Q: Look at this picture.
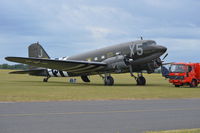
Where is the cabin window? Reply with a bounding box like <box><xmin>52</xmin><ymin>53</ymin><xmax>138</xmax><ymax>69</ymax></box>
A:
<box><xmin>94</xmin><ymin>57</ymin><xmax>98</xmax><ymax>61</ymax></box>
<box><xmin>115</xmin><ymin>52</ymin><xmax>121</xmax><ymax>55</ymax></box>
<box><xmin>101</xmin><ymin>55</ymin><xmax>105</xmax><ymax>59</ymax></box>
<box><xmin>87</xmin><ymin>58</ymin><xmax>91</xmax><ymax>62</ymax></box>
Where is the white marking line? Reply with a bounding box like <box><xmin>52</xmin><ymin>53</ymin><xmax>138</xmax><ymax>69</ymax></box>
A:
<box><xmin>0</xmin><ymin>108</ymin><xmax>200</xmax><ymax>117</ymax></box>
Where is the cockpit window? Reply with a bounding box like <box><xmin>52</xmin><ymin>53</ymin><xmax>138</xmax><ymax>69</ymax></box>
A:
<box><xmin>142</xmin><ymin>41</ymin><xmax>156</xmax><ymax>46</ymax></box>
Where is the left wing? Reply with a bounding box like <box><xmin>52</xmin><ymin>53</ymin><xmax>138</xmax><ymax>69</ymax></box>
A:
<box><xmin>5</xmin><ymin>57</ymin><xmax>107</xmax><ymax>73</ymax></box>
<box><xmin>9</xmin><ymin>69</ymin><xmax>46</xmax><ymax>74</ymax></box>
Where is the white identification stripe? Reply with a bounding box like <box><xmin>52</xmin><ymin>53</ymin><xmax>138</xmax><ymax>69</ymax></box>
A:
<box><xmin>56</xmin><ymin>71</ymin><xmax>62</xmax><ymax>77</ymax></box>
<box><xmin>63</xmin><ymin>71</ymin><xmax>69</xmax><ymax>77</ymax></box>
<box><xmin>47</xmin><ymin>69</ymin><xmax>54</xmax><ymax>76</ymax></box>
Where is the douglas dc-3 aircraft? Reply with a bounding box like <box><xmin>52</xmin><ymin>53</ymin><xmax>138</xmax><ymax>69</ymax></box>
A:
<box><xmin>5</xmin><ymin>40</ymin><xmax>167</xmax><ymax>86</ymax></box>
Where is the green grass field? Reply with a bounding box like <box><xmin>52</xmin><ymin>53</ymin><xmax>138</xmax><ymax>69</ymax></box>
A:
<box><xmin>0</xmin><ymin>69</ymin><xmax>199</xmax><ymax>102</ymax></box>
<box><xmin>146</xmin><ymin>128</ymin><xmax>200</xmax><ymax>133</ymax></box>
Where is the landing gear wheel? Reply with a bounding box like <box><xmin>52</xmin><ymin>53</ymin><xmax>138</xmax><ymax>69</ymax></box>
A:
<box><xmin>43</xmin><ymin>78</ymin><xmax>48</xmax><ymax>82</ymax></box>
<box><xmin>190</xmin><ymin>80</ymin><xmax>197</xmax><ymax>88</ymax></box>
<box><xmin>104</xmin><ymin>76</ymin><xmax>114</xmax><ymax>86</ymax></box>
<box><xmin>43</xmin><ymin>76</ymin><xmax>50</xmax><ymax>82</ymax></box>
<box><xmin>136</xmin><ymin>76</ymin><xmax>146</xmax><ymax>85</ymax></box>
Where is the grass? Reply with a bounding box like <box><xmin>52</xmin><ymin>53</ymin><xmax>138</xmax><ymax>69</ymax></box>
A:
<box><xmin>0</xmin><ymin>69</ymin><xmax>199</xmax><ymax>102</ymax></box>
<box><xmin>146</xmin><ymin>128</ymin><xmax>200</xmax><ymax>133</ymax></box>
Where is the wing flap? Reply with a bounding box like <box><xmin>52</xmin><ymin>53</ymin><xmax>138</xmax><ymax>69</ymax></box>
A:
<box><xmin>5</xmin><ymin>57</ymin><xmax>107</xmax><ymax>73</ymax></box>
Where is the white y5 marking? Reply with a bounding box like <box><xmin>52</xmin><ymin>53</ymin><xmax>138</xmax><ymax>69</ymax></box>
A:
<box><xmin>129</xmin><ymin>44</ymin><xmax>143</xmax><ymax>57</ymax></box>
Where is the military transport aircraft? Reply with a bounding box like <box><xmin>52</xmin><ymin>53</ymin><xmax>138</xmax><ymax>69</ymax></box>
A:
<box><xmin>5</xmin><ymin>40</ymin><xmax>167</xmax><ymax>86</ymax></box>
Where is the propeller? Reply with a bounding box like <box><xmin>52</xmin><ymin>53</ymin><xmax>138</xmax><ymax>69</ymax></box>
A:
<box><xmin>162</xmin><ymin>53</ymin><xmax>168</xmax><ymax>60</ymax></box>
<box><xmin>160</xmin><ymin>53</ymin><xmax>171</xmax><ymax>78</ymax></box>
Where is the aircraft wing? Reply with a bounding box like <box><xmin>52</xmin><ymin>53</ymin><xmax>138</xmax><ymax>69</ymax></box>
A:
<box><xmin>9</xmin><ymin>69</ymin><xmax>46</xmax><ymax>74</ymax></box>
<box><xmin>5</xmin><ymin>57</ymin><xmax>107</xmax><ymax>73</ymax></box>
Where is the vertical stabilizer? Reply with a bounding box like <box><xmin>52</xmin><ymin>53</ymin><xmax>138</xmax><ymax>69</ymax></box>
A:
<box><xmin>28</xmin><ymin>42</ymin><xmax>50</xmax><ymax>59</ymax></box>
<box><xmin>28</xmin><ymin>42</ymin><xmax>50</xmax><ymax>70</ymax></box>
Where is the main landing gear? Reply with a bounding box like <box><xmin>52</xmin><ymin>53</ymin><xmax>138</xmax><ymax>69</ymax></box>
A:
<box><xmin>100</xmin><ymin>74</ymin><xmax>114</xmax><ymax>86</ymax></box>
<box><xmin>136</xmin><ymin>74</ymin><xmax>146</xmax><ymax>85</ymax></box>
<box><xmin>129</xmin><ymin>66</ymin><xmax>146</xmax><ymax>86</ymax></box>
<box><xmin>100</xmin><ymin>71</ymin><xmax>146</xmax><ymax>86</ymax></box>
<box><xmin>43</xmin><ymin>76</ymin><xmax>50</xmax><ymax>82</ymax></box>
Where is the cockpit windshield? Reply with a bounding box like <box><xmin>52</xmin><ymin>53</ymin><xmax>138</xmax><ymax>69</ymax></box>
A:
<box><xmin>142</xmin><ymin>41</ymin><xmax>156</xmax><ymax>46</ymax></box>
<box><xmin>169</xmin><ymin>64</ymin><xmax>188</xmax><ymax>73</ymax></box>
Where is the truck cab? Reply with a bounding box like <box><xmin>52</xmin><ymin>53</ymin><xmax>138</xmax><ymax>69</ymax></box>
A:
<box><xmin>168</xmin><ymin>63</ymin><xmax>200</xmax><ymax>87</ymax></box>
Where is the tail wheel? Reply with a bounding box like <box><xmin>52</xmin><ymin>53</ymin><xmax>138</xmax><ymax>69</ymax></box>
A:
<box><xmin>190</xmin><ymin>80</ymin><xmax>198</xmax><ymax>88</ymax></box>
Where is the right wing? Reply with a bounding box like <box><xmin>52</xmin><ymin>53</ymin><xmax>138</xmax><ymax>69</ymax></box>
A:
<box><xmin>5</xmin><ymin>57</ymin><xmax>107</xmax><ymax>74</ymax></box>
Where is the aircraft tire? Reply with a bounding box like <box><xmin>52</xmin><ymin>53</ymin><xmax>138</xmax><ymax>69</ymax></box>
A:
<box><xmin>136</xmin><ymin>77</ymin><xmax>146</xmax><ymax>85</ymax></box>
<box><xmin>104</xmin><ymin>76</ymin><xmax>114</xmax><ymax>86</ymax></box>
<box><xmin>43</xmin><ymin>78</ymin><xmax>48</xmax><ymax>82</ymax></box>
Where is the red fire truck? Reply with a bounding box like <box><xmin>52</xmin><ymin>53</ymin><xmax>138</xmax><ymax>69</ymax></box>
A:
<box><xmin>168</xmin><ymin>63</ymin><xmax>200</xmax><ymax>87</ymax></box>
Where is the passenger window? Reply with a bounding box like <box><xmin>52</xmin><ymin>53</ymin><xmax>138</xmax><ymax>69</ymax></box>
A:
<box><xmin>101</xmin><ymin>55</ymin><xmax>105</xmax><ymax>59</ymax></box>
<box><xmin>94</xmin><ymin>57</ymin><xmax>98</xmax><ymax>61</ymax></box>
<box><xmin>115</xmin><ymin>52</ymin><xmax>121</xmax><ymax>55</ymax></box>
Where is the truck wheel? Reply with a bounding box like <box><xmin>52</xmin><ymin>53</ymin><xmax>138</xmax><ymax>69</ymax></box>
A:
<box><xmin>190</xmin><ymin>80</ymin><xmax>197</xmax><ymax>88</ymax></box>
<box><xmin>175</xmin><ymin>85</ymin><xmax>180</xmax><ymax>87</ymax></box>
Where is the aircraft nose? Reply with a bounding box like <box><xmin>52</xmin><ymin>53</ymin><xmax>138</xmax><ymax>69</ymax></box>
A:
<box><xmin>156</xmin><ymin>45</ymin><xmax>167</xmax><ymax>53</ymax></box>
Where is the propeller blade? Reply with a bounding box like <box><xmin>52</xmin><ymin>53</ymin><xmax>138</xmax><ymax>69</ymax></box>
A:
<box><xmin>161</xmin><ymin>66</ymin><xmax>169</xmax><ymax>78</ymax></box>
<box><xmin>162</xmin><ymin>62</ymin><xmax>174</xmax><ymax>65</ymax></box>
<box><xmin>162</xmin><ymin>53</ymin><xmax>168</xmax><ymax>60</ymax></box>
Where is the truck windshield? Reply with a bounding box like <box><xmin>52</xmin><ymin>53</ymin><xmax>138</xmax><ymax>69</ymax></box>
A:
<box><xmin>170</xmin><ymin>64</ymin><xmax>188</xmax><ymax>73</ymax></box>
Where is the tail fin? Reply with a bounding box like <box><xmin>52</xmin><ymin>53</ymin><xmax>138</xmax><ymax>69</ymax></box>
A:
<box><xmin>28</xmin><ymin>42</ymin><xmax>50</xmax><ymax>70</ymax></box>
<box><xmin>28</xmin><ymin>42</ymin><xmax>50</xmax><ymax>59</ymax></box>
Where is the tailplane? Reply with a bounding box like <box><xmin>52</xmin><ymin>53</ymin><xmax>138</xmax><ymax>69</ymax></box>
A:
<box><xmin>8</xmin><ymin>42</ymin><xmax>49</xmax><ymax>76</ymax></box>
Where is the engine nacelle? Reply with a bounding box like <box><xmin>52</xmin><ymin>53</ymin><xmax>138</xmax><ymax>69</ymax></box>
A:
<box><xmin>103</xmin><ymin>55</ymin><xmax>129</xmax><ymax>73</ymax></box>
<box><xmin>146</xmin><ymin>58</ymin><xmax>162</xmax><ymax>73</ymax></box>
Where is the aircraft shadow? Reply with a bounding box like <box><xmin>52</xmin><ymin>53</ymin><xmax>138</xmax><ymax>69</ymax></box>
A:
<box><xmin>13</xmin><ymin>80</ymin><xmax>169</xmax><ymax>87</ymax></box>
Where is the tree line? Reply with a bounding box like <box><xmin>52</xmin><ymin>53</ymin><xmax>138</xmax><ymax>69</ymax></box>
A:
<box><xmin>0</xmin><ymin>64</ymin><xmax>28</xmax><ymax>70</ymax></box>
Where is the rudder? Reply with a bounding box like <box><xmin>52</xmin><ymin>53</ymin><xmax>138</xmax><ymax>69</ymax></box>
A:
<box><xmin>28</xmin><ymin>42</ymin><xmax>50</xmax><ymax>59</ymax></box>
<box><xmin>28</xmin><ymin>42</ymin><xmax>50</xmax><ymax>70</ymax></box>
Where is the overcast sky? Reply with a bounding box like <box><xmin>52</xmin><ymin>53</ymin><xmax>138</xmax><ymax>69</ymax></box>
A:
<box><xmin>0</xmin><ymin>0</ymin><xmax>200</xmax><ymax>64</ymax></box>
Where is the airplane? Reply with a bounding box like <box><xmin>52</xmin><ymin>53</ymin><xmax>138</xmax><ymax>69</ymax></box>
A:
<box><xmin>5</xmin><ymin>39</ymin><xmax>167</xmax><ymax>86</ymax></box>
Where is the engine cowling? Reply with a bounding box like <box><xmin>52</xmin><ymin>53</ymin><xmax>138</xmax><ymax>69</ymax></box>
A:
<box><xmin>146</xmin><ymin>58</ymin><xmax>162</xmax><ymax>73</ymax></box>
<box><xmin>103</xmin><ymin>55</ymin><xmax>129</xmax><ymax>73</ymax></box>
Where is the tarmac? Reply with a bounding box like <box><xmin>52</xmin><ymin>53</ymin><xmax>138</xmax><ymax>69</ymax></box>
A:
<box><xmin>0</xmin><ymin>99</ymin><xmax>200</xmax><ymax>133</ymax></box>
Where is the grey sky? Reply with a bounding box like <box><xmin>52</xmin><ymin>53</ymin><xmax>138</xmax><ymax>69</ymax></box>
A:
<box><xmin>0</xmin><ymin>0</ymin><xmax>200</xmax><ymax>64</ymax></box>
